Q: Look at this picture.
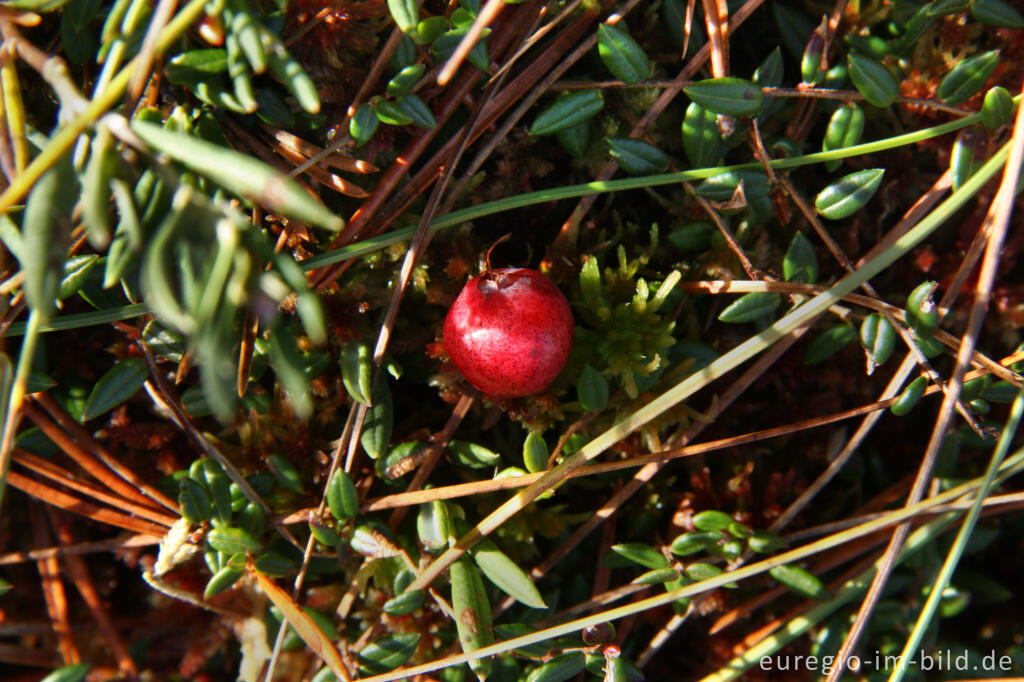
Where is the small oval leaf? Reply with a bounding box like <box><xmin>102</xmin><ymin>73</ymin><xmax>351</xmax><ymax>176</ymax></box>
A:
<box><xmin>847</xmin><ymin>54</ymin><xmax>898</xmax><ymax>108</ymax></box>
<box><xmin>326</xmin><ymin>469</ymin><xmax>360</xmax><ymax>521</ymax></box>
<box><xmin>718</xmin><ymin>292</ymin><xmax>782</xmax><ymax>324</ymax></box>
<box><xmin>207</xmin><ymin>527</ymin><xmax>261</xmax><ymax>554</ymax></box>
<box><xmin>597</xmin><ymin>23</ymin><xmax>650</xmax><ymax>85</ymax></box>
<box><xmin>610</xmin><ymin>542</ymin><xmax>668</xmax><ymax>569</ymax></box>
<box><xmin>803</xmin><ymin>325</ymin><xmax>857</xmax><ymax>365</ymax></box>
<box><xmin>982</xmin><ymin>86</ymin><xmax>1014</xmax><ymax>130</ymax></box>
<box><xmin>892</xmin><ymin>375</ymin><xmax>929</xmax><ymax>416</ymax></box>
<box><xmin>769</xmin><ymin>564</ymin><xmax>831</xmax><ymax>600</ymax></box>
<box><xmin>937</xmin><ymin>51</ymin><xmax>999</xmax><ymax>105</ymax></box>
<box><xmin>577</xmin><ymin>364</ymin><xmax>610</xmax><ymax>412</ymax></box>
<box><xmin>471</xmin><ymin>536</ymin><xmax>547</xmax><ymax>608</ymax></box>
<box><xmin>814</xmin><ymin>168</ymin><xmax>885</xmax><ymax>220</ymax></box>
<box><xmin>606</xmin><ymin>137</ymin><xmax>672</xmax><ymax>175</ymax></box>
<box><xmin>783</xmin><ymin>231</ymin><xmax>819</xmax><ymax>284</ymax></box>
<box><xmin>81</xmin><ymin>358</ymin><xmax>148</xmax><ymax>421</ymax></box>
<box><xmin>530</xmin><ymin>90</ymin><xmax>604</xmax><ymax>136</ymax></box>
<box><xmin>684</xmin><ymin>77</ymin><xmax>764</xmax><ymax>116</ymax></box>
<box><xmin>526</xmin><ymin>651</ymin><xmax>586</xmax><ymax>682</ymax></box>
<box><xmin>522</xmin><ymin>431</ymin><xmax>548</xmax><ymax>473</ymax></box>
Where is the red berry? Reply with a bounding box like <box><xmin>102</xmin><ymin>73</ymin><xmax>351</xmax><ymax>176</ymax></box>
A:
<box><xmin>443</xmin><ymin>268</ymin><xmax>574</xmax><ymax>398</ymax></box>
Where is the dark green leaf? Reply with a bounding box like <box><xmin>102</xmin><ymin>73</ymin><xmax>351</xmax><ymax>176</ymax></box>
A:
<box><xmin>937</xmin><ymin>51</ymin><xmax>999</xmax><ymax>105</ymax></box>
<box><xmin>382</xmin><ymin>589</ymin><xmax>424</xmax><ymax>615</ymax></box>
<box><xmin>207</xmin><ymin>527</ymin><xmax>261</xmax><ymax>554</ymax></box>
<box><xmin>361</xmin><ymin>377</ymin><xmax>393</xmax><ymax>460</ymax></box>
<box><xmin>326</xmin><ymin>469</ymin><xmax>359</xmax><ymax>521</ymax></box>
<box><xmin>265</xmin><ymin>43</ymin><xmax>320</xmax><ymax>115</ymax></box>
<box><xmin>717</xmin><ymin>292</ymin><xmax>781</xmax><ymax>324</ymax></box>
<box><xmin>60</xmin><ymin>0</ymin><xmax>101</xmax><ymax>63</ymax></box>
<box><xmin>822</xmin><ymin>104</ymin><xmax>865</xmax><ymax>171</ymax></box>
<box><xmin>387</xmin><ymin>64</ymin><xmax>426</xmax><ymax>97</ymax></box>
<box><xmin>982</xmin><ymin>86</ymin><xmax>1014</xmax><ymax>130</ymax></box>
<box><xmin>847</xmin><ymin>54</ymin><xmax>898</xmax><ymax>107</ymax></box>
<box><xmin>682</xmin><ymin>102</ymin><xmax>723</xmax><ymax>167</ymax></box>
<box><xmin>522</xmin><ymin>431</ymin><xmax>548</xmax><ymax>473</ymax></box>
<box><xmin>669</xmin><ymin>530</ymin><xmax>724</xmax><ymax>556</ymax></box>
<box><xmin>526</xmin><ymin>651</ymin><xmax>585</xmax><ymax>682</ymax></box>
<box><xmin>253</xmin><ymin>552</ymin><xmax>297</xmax><ymax>577</ymax></box>
<box><xmin>971</xmin><ymin>0</ymin><xmax>1024</xmax><ymax>27</ymax></box>
<box><xmin>40</xmin><ymin>664</ymin><xmax>91</xmax><ymax>682</ymax></box>
<box><xmin>783</xmin><ymin>231</ymin><xmax>818</xmax><ymax>284</ymax></box>
<box><xmin>165</xmin><ymin>49</ymin><xmax>228</xmax><ymax>85</ymax></box>
<box><xmin>450</xmin><ymin>555</ymin><xmax>493</xmax><ymax>681</ymax></box>
<box><xmin>606</xmin><ymin>137</ymin><xmax>672</xmax><ymax>175</ymax></box>
<box><xmin>577</xmin><ymin>364</ymin><xmax>610</xmax><ymax>412</ymax></box>
<box><xmin>597</xmin><ymin>23</ymin><xmax>650</xmax><ymax>85</ymax></box>
<box><xmin>267</xmin><ymin>322</ymin><xmax>312</xmax><ymax>418</ymax></box>
<box><xmin>179</xmin><ymin>476</ymin><xmax>213</xmax><ymax>523</ymax></box>
<box><xmin>770</xmin><ymin>564</ymin><xmax>830</xmax><ymax>600</ymax></box>
<box><xmin>374</xmin><ymin>99</ymin><xmax>414</xmax><ymax>126</ymax></box>
<box><xmin>493</xmin><ymin>624</ymin><xmax>553</xmax><ymax>658</ymax></box>
<box><xmin>684</xmin><ymin>77</ymin><xmax>764</xmax><ymax>116</ymax></box>
<box><xmin>892</xmin><ymin>376</ymin><xmax>928</xmax><ymax>416</ymax></box>
<box><xmin>906</xmin><ymin>281</ymin><xmax>939</xmax><ymax>338</ymax></box>
<box><xmin>950</xmin><ymin>130</ymin><xmax>981</xmax><ymax>191</ymax></box>
<box><xmin>59</xmin><ymin>255</ymin><xmax>100</xmax><ymax>299</ymax></box>
<box><xmin>204</xmin><ymin>566</ymin><xmax>244</xmax><ymax>599</ymax></box>
<box><xmin>358</xmin><ymin>633</ymin><xmax>421</xmax><ymax>674</ymax></box>
<box><xmin>471</xmin><ymin>537</ymin><xmax>547</xmax><ymax>608</ymax></box>
<box><xmin>81</xmin><ymin>358</ymin><xmax>147</xmax><ymax>421</ymax></box>
<box><xmin>668</xmin><ymin>221</ymin><xmax>714</xmax><ymax>252</ymax></box>
<box><xmin>814</xmin><ymin>168</ymin><xmax>885</xmax><ymax>219</ymax></box>
<box><xmin>803</xmin><ymin>325</ymin><xmax>857</xmax><ymax>365</ymax></box>
<box><xmin>396</xmin><ymin>93</ymin><xmax>436</xmax><ymax>129</ymax></box>
<box><xmin>415</xmin><ymin>16</ymin><xmax>447</xmax><ymax>45</ymax></box>
<box><xmin>267</xmin><ymin>454</ymin><xmax>303</xmax><ymax>493</ymax></box>
<box><xmin>860</xmin><ymin>313</ymin><xmax>896</xmax><ymax>369</ymax></box>
<box><xmin>632</xmin><ymin>566</ymin><xmax>681</xmax><ymax>585</ymax></box>
<box><xmin>530</xmin><ymin>90</ymin><xmax>604</xmax><ymax>136</ymax></box>
<box><xmin>350</xmin><ymin>103</ymin><xmax>379</xmax><ymax>147</ymax></box>
<box><xmin>555</xmin><ymin>120</ymin><xmax>590</xmax><ymax>159</ymax></box>
<box><xmin>928</xmin><ymin>0</ymin><xmax>971</xmax><ymax>15</ymax></box>
<box><xmin>684</xmin><ymin>562</ymin><xmax>724</xmax><ymax>581</ymax></box>
<box><xmin>238</xmin><ymin>501</ymin><xmax>266</xmax><ymax>537</ymax></box>
<box><xmin>448</xmin><ymin>440</ymin><xmax>501</xmax><ymax>469</ymax></box>
<box><xmin>610</xmin><ymin>542</ymin><xmax>668</xmax><ymax>569</ymax></box>
<box><xmin>340</xmin><ymin>340</ymin><xmax>372</xmax><ymax>406</ymax></box>
<box><xmin>21</xmin><ymin>152</ymin><xmax>76</xmax><ymax>318</ymax></box>
<box><xmin>748</xmin><ymin>529</ymin><xmax>786</xmax><ymax>553</ymax></box>
<box><xmin>692</xmin><ymin>510</ymin><xmax>734</xmax><ymax>531</ymax></box>
<box><xmin>694</xmin><ymin>169</ymin><xmax>772</xmax><ymax>202</ymax></box>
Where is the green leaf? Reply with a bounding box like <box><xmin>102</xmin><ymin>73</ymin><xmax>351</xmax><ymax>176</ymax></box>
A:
<box><xmin>803</xmin><ymin>325</ymin><xmax>857</xmax><ymax>365</ymax></box>
<box><xmin>40</xmin><ymin>664</ymin><xmax>91</xmax><ymax>682</ymax></box>
<box><xmin>350</xmin><ymin>103</ymin><xmax>379</xmax><ymax>147</ymax></box>
<box><xmin>81</xmin><ymin>358</ymin><xmax>147</xmax><ymax>421</ymax></box>
<box><xmin>450</xmin><ymin>556</ymin><xmax>493</xmax><ymax>681</ymax></box>
<box><xmin>265</xmin><ymin>43</ymin><xmax>321</xmax><ymax>115</ymax></box>
<box><xmin>555</xmin><ymin>120</ymin><xmax>590</xmax><ymax>159</ymax></box>
<box><xmin>814</xmin><ymin>168</ymin><xmax>885</xmax><ymax>219</ymax></box>
<box><xmin>204</xmin><ymin>566</ymin><xmax>244</xmax><ymax>599</ymax></box>
<box><xmin>860</xmin><ymin>313</ymin><xmax>896</xmax><ymax>368</ymax></box>
<box><xmin>682</xmin><ymin>102</ymin><xmax>723</xmax><ymax>167</ymax></box>
<box><xmin>0</xmin><ymin>577</ymin><xmax>11</xmax><ymax>597</ymax></box>
<box><xmin>847</xmin><ymin>54</ymin><xmax>898</xmax><ymax>107</ymax></box>
<box><xmin>526</xmin><ymin>651</ymin><xmax>585</xmax><ymax>682</ymax></box>
<box><xmin>822</xmin><ymin>104</ymin><xmax>865</xmax><ymax>172</ymax></box>
<box><xmin>684</xmin><ymin>77</ymin><xmax>764</xmax><ymax>116</ymax></box>
<box><xmin>358</xmin><ymin>633</ymin><xmax>421</xmax><ymax>674</ymax></box>
<box><xmin>448</xmin><ymin>440</ymin><xmax>501</xmax><ymax>468</ymax></box>
<box><xmin>692</xmin><ymin>510</ymin><xmax>734</xmax><ymax>531</ymax></box>
<box><xmin>387</xmin><ymin>64</ymin><xmax>426</xmax><ymax>97</ymax></box>
<box><xmin>632</xmin><ymin>566</ymin><xmax>682</xmax><ymax>585</ymax></box>
<box><xmin>971</xmin><ymin>0</ymin><xmax>1024</xmax><ymax>27</ymax></box>
<box><xmin>431</xmin><ymin>27</ymin><xmax>489</xmax><ymax>70</ymax></box>
<box><xmin>610</xmin><ymin>542</ymin><xmax>668</xmax><ymax>569</ymax></box>
<box><xmin>493</xmin><ymin>624</ymin><xmax>553</xmax><ymax>659</ymax></box>
<box><xmin>981</xmin><ymin>86</ymin><xmax>1015</xmax><ymax>129</ymax></box>
<box><xmin>267</xmin><ymin>454</ymin><xmax>303</xmax><ymax>493</ymax></box>
<box><xmin>21</xmin><ymin>151</ymin><xmax>76</xmax><ymax>318</ymax></box>
<box><xmin>937</xmin><ymin>51</ymin><xmax>999</xmax><ymax>105</ymax></box>
<box><xmin>165</xmin><ymin>49</ymin><xmax>228</xmax><ymax>85</ymax></box>
<box><xmin>60</xmin><ymin>0</ymin><xmax>101</xmax><ymax>63</ymax></box>
<box><xmin>360</xmin><ymin>377</ymin><xmax>393</xmax><ymax>460</ymax></box>
<box><xmin>529</xmin><ymin>90</ymin><xmax>604</xmax><ymax>136</ymax></box>
<box><xmin>717</xmin><ymin>292</ymin><xmax>781</xmax><ymax>324</ymax></box>
<box><xmin>267</xmin><ymin>322</ymin><xmax>312</xmax><ymax>418</ymax></box>
<box><xmin>892</xmin><ymin>375</ymin><xmax>929</xmax><ymax>416</ymax></box>
<box><xmin>606</xmin><ymin>137</ymin><xmax>672</xmax><ymax>175</ymax></box>
<box><xmin>950</xmin><ymin>130</ymin><xmax>981</xmax><ymax>191</ymax></box>
<box><xmin>350</xmin><ymin>523</ymin><xmax>401</xmax><ymax>558</ymax></box>
<box><xmin>522</xmin><ymin>431</ymin><xmax>548</xmax><ymax>473</ymax></box>
<box><xmin>597</xmin><ymin>23</ymin><xmax>650</xmax><ymax>85</ymax></box>
<box><xmin>386</xmin><ymin>0</ymin><xmax>418</xmax><ymax>33</ymax></box>
<box><xmin>668</xmin><ymin>221</ymin><xmax>714</xmax><ymax>252</ymax></box>
<box><xmin>207</xmin><ymin>527</ymin><xmax>261</xmax><ymax>554</ymax></box>
<box><xmin>769</xmin><ymin>564</ymin><xmax>830</xmax><ymax>600</ymax></box>
<box><xmin>417</xmin><ymin>499</ymin><xmax>451</xmax><ymax>550</ymax></box>
<box><xmin>340</xmin><ymin>340</ymin><xmax>373</xmax><ymax>406</ymax></box>
<box><xmin>684</xmin><ymin>562</ymin><xmax>726</xmax><ymax>582</ymax></box>
<box><xmin>783</xmin><ymin>231</ymin><xmax>818</xmax><ymax>284</ymax></box>
<box><xmin>131</xmin><ymin>121</ymin><xmax>342</xmax><ymax>231</ymax></box>
<box><xmin>374</xmin><ymin>99</ymin><xmax>414</xmax><ymax>126</ymax></box>
<box><xmin>238</xmin><ymin>501</ymin><xmax>265</xmax><ymax>537</ymax></box>
<box><xmin>179</xmin><ymin>476</ymin><xmax>213</xmax><ymax>523</ymax></box>
<box><xmin>748</xmin><ymin>529</ymin><xmax>786</xmax><ymax>553</ymax></box>
<box><xmin>694</xmin><ymin>169</ymin><xmax>772</xmax><ymax>202</ymax></box>
<box><xmin>395</xmin><ymin>93</ymin><xmax>436</xmax><ymax>129</ymax></box>
<box><xmin>326</xmin><ymin>469</ymin><xmax>359</xmax><ymax>521</ymax></box>
<box><xmin>59</xmin><ymin>255</ymin><xmax>100</xmax><ymax>300</ymax></box>
<box><xmin>382</xmin><ymin>589</ymin><xmax>424</xmax><ymax>615</ymax></box>
<box><xmin>471</xmin><ymin>537</ymin><xmax>547</xmax><ymax>608</ymax></box>
<box><xmin>577</xmin><ymin>364</ymin><xmax>610</xmax><ymax>412</ymax></box>
<box><xmin>906</xmin><ymin>281</ymin><xmax>939</xmax><ymax>338</ymax></box>
<box><xmin>669</xmin><ymin>530</ymin><xmax>724</xmax><ymax>556</ymax></box>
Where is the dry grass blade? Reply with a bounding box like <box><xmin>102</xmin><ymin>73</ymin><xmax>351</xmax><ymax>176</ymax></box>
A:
<box><xmin>0</xmin><ymin>534</ymin><xmax>159</xmax><ymax>566</ymax></box>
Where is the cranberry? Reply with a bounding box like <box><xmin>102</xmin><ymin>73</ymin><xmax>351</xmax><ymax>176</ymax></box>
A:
<box><xmin>443</xmin><ymin>268</ymin><xmax>574</xmax><ymax>398</ymax></box>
